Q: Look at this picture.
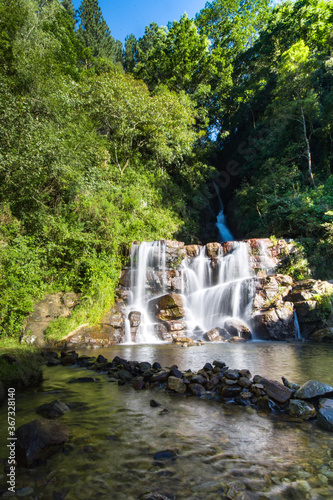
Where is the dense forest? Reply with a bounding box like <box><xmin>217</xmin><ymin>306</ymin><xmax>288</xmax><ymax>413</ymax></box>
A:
<box><xmin>0</xmin><ymin>0</ymin><xmax>332</xmax><ymax>340</ymax></box>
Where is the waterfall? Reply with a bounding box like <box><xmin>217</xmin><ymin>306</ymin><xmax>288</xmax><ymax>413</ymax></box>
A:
<box><xmin>125</xmin><ymin>241</ymin><xmax>167</xmax><ymax>344</ymax></box>
<box><xmin>213</xmin><ymin>181</ymin><xmax>234</xmax><ymax>243</ymax></box>
<box><xmin>123</xmin><ymin>239</ymin><xmax>255</xmax><ymax>343</ymax></box>
<box><xmin>294</xmin><ymin>309</ymin><xmax>302</xmax><ymax>340</ymax></box>
<box><xmin>182</xmin><ymin>242</ymin><xmax>254</xmax><ymax>336</ymax></box>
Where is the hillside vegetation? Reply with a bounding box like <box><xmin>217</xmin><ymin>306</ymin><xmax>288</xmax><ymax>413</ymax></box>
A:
<box><xmin>0</xmin><ymin>0</ymin><xmax>332</xmax><ymax>340</ymax></box>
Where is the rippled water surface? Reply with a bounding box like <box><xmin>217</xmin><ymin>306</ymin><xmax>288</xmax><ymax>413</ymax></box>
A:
<box><xmin>0</xmin><ymin>342</ymin><xmax>333</xmax><ymax>499</ymax></box>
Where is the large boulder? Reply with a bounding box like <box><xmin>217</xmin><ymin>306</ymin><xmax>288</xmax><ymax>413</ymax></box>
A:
<box><xmin>262</xmin><ymin>379</ymin><xmax>293</xmax><ymax>404</ymax></box>
<box><xmin>317</xmin><ymin>398</ymin><xmax>333</xmax><ymax>432</ymax></box>
<box><xmin>287</xmin><ymin>279</ymin><xmax>333</xmax><ymax>338</ymax></box>
<box><xmin>296</xmin><ymin>380</ymin><xmax>333</xmax><ymax>399</ymax></box>
<box><xmin>21</xmin><ymin>293</ymin><xmax>80</xmax><ymax>346</ymax></box>
<box><xmin>289</xmin><ymin>400</ymin><xmax>316</xmax><ymax>420</ymax></box>
<box><xmin>203</xmin><ymin>328</ymin><xmax>231</xmax><ymax>342</ymax></box>
<box><xmin>251</xmin><ymin>302</ymin><xmax>295</xmax><ymax>340</ymax></box>
<box><xmin>16</xmin><ymin>419</ymin><xmax>69</xmax><ymax>468</ymax></box>
<box><xmin>58</xmin><ymin>323</ymin><xmax>123</xmax><ymax>348</ymax></box>
<box><xmin>148</xmin><ymin>294</ymin><xmax>185</xmax><ymax>321</ymax></box>
<box><xmin>224</xmin><ymin>319</ymin><xmax>252</xmax><ymax>340</ymax></box>
<box><xmin>252</xmin><ymin>275</ymin><xmax>293</xmax><ymax>310</ymax></box>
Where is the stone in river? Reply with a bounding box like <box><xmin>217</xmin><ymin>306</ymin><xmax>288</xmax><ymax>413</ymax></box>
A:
<box><xmin>16</xmin><ymin>419</ymin><xmax>69</xmax><ymax>468</ymax></box>
<box><xmin>150</xmin><ymin>399</ymin><xmax>161</xmax><ymax>407</ymax></box>
<box><xmin>36</xmin><ymin>400</ymin><xmax>69</xmax><ymax>419</ymax></box>
<box><xmin>150</xmin><ymin>370</ymin><xmax>170</xmax><ymax>384</ymax></box>
<box><xmin>167</xmin><ymin>376</ymin><xmax>186</xmax><ymax>394</ymax></box>
<box><xmin>169</xmin><ymin>367</ymin><xmax>183</xmax><ymax>379</ymax></box>
<box><xmin>296</xmin><ymin>380</ymin><xmax>333</xmax><ymax>399</ymax></box>
<box><xmin>262</xmin><ymin>379</ymin><xmax>293</xmax><ymax>404</ymax></box>
<box><xmin>289</xmin><ymin>399</ymin><xmax>316</xmax><ymax>420</ymax></box>
<box><xmin>132</xmin><ymin>377</ymin><xmax>145</xmax><ymax>390</ymax></box>
<box><xmin>220</xmin><ymin>386</ymin><xmax>242</xmax><ymax>398</ymax></box>
<box><xmin>317</xmin><ymin>398</ymin><xmax>333</xmax><ymax>432</ymax></box>
<box><xmin>189</xmin><ymin>384</ymin><xmax>206</xmax><ymax>396</ymax></box>
<box><xmin>224</xmin><ymin>318</ymin><xmax>252</xmax><ymax>340</ymax></box>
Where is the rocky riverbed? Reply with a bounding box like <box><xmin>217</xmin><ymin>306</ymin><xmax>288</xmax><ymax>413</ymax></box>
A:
<box><xmin>1</xmin><ymin>346</ymin><xmax>333</xmax><ymax>499</ymax></box>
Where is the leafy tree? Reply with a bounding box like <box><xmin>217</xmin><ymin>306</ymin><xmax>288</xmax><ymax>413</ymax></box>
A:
<box><xmin>124</xmin><ymin>33</ymin><xmax>137</xmax><ymax>72</ymax></box>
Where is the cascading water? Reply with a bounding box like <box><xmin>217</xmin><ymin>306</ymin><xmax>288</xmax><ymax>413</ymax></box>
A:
<box><xmin>123</xmin><ymin>239</ymin><xmax>255</xmax><ymax>343</ymax></box>
<box><xmin>213</xmin><ymin>181</ymin><xmax>234</xmax><ymax>243</ymax></box>
<box><xmin>182</xmin><ymin>242</ymin><xmax>254</xmax><ymax>336</ymax></box>
<box><xmin>126</xmin><ymin>241</ymin><xmax>167</xmax><ymax>344</ymax></box>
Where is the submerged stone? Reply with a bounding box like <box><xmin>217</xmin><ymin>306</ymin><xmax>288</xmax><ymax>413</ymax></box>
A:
<box><xmin>36</xmin><ymin>400</ymin><xmax>69</xmax><ymax>419</ymax></box>
<box><xmin>289</xmin><ymin>399</ymin><xmax>316</xmax><ymax>420</ymax></box>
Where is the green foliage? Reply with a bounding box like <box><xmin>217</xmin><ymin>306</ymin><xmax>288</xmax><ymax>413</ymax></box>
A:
<box><xmin>0</xmin><ymin>346</ymin><xmax>44</xmax><ymax>389</ymax></box>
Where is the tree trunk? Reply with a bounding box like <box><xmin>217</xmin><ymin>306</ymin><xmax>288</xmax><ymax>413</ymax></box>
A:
<box><xmin>301</xmin><ymin>105</ymin><xmax>316</xmax><ymax>188</ymax></box>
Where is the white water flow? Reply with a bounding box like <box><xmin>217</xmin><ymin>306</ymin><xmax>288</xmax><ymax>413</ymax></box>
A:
<box><xmin>294</xmin><ymin>309</ymin><xmax>302</xmax><ymax>340</ymax></box>
<box><xmin>183</xmin><ymin>242</ymin><xmax>254</xmax><ymax>337</ymax></box>
<box><xmin>126</xmin><ymin>241</ymin><xmax>167</xmax><ymax>344</ymax></box>
<box><xmin>213</xmin><ymin>181</ymin><xmax>234</xmax><ymax>243</ymax></box>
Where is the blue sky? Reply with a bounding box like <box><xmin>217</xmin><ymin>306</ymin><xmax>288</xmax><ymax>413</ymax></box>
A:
<box><xmin>73</xmin><ymin>0</ymin><xmax>208</xmax><ymax>44</ymax></box>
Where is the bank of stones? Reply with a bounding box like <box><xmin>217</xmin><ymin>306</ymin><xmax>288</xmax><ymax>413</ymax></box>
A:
<box><xmin>42</xmin><ymin>350</ymin><xmax>333</xmax><ymax>432</ymax></box>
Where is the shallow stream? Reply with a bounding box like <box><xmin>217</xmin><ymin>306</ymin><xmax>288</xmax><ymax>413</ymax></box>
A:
<box><xmin>1</xmin><ymin>342</ymin><xmax>333</xmax><ymax>499</ymax></box>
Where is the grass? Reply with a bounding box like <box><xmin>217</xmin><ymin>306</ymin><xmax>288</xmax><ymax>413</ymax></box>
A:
<box><xmin>0</xmin><ymin>341</ymin><xmax>44</xmax><ymax>389</ymax></box>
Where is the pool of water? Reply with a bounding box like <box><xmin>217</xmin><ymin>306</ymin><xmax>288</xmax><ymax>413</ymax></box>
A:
<box><xmin>0</xmin><ymin>342</ymin><xmax>333</xmax><ymax>499</ymax></box>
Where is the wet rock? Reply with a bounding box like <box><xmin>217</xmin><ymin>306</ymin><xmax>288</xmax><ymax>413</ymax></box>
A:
<box><xmin>289</xmin><ymin>399</ymin><xmax>316</xmax><ymax>420</ymax></box>
<box><xmin>36</xmin><ymin>400</ymin><xmax>69</xmax><ymax>419</ymax></box>
<box><xmin>220</xmin><ymin>385</ymin><xmax>242</xmax><ymax>398</ymax></box>
<box><xmin>309</xmin><ymin>327</ymin><xmax>333</xmax><ymax>342</ymax></box>
<box><xmin>167</xmin><ymin>376</ymin><xmax>186</xmax><ymax>394</ymax></box>
<box><xmin>96</xmin><ymin>354</ymin><xmax>108</xmax><ymax>364</ymax></box>
<box><xmin>206</xmin><ymin>375</ymin><xmax>220</xmax><ymax>390</ymax></box>
<box><xmin>257</xmin><ymin>396</ymin><xmax>272</xmax><ymax>411</ymax></box>
<box><xmin>228</xmin><ymin>336</ymin><xmax>247</xmax><ymax>343</ymax></box>
<box><xmin>262</xmin><ymin>379</ymin><xmax>293</xmax><ymax>404</ymax></box>
<box><xmin>224</xmin><ymin>319</ymin><xmax>252</xmax><ymax>340</ymax></box>
<box><xmin>317</xmin><ymin>398</ymin><xmax>333</xmax><ymax>432</ymax></box>
<box><xmin>16</xmin><ymin>419</ymin><xmax>69</xmax><ymax>468</ymax></box>
<box><xmin>129</xmin><ymin>311</ymin><xmax>141</xmax><ymax>327</ymax></box>
<box><xmin>239</xmin><ymin>377</ymin><xmax>252</xmax><ymax>389</ymax></box>
<box><xmin>154</xmin><ymin>323</ymin><xmax>172</xmax><ymax>341</ymax></box>
<box><xmin>203</xmin><ymin>363</ymin><xmax>213</xmax><ymax>371</ymax></box>
<box><xmin>203</xmin><ymin>327</ymin><xmax>230</xmax><ymax>342</ymax></box>
<box><xmin>213</xmin><ymin>360</ymin><xmax>227</xmax><ymax>369</ymax></box>
<box><xmin>153</xmin><ymin>362</ymin><xmax>162</xmax><ymax>371</ymax></box>
<box><xmin>149</xmin><ymin>293</ymin><xmax>185</xmax><ymax>321</ymax></box>
<box><xmin>169</xmin><ymin>368</ymin><xmax>183</xmax><ymax>378</ymax></box>
<box><xmin>150</xmin><ymin>371</ymin><xmax>170</xmax><ymax>384</ymax></box>
<box><xmin>132</xmin><ymin>377</ymin><xmax>145</xmax><ymax>390</ymax></box>
<box><xmin>190</xmin><ymin>374</ymin><xmax>207</xmax><ymax>385</ymax></box>
<box><xmin>159</xmin><ymin>408</ymin><xmax>170</xmax><ymax>415</ymax></box>
<box><xmin>164</xmin><ymin>320</ymin><xmax>187</xmax><ymax>332</ymax></box>
<box><xmin>282</xmin><ymin>376</ymin><xmax>300</xmax><ymax>391</ymax></box>
<box><xmin>138</xmin><ymin>362</ymin><xmax>151</xmax><ymax>372</ymax></box>
<box><xmin>251</xmin><ymin>302</ymin><xmax>295</xmax><ymax>340</ymax></box>
<box><xmin>184</xmin><ymin>245</ymin><xmax>201</xmax><ymax>258</ymax></box>
<box><xmin>224</xmin><ymin>369</ymin><xmax>239</xmax><ymax>380</ymax></box>
<box><xmin>206</xmin><ymin>242</ymin><xmax>220</xmax><ymax>258</ymax></box>
<box><xmin>267</xmin><ymin>480</ymin><xmax>312</xmax><ymax>499</ymax></box>
<box><xmin>60</xmin><ymin>352</ymin><xmax>78</xmax><ymax>366</ymax></box>
<box><xmin>150</xmin><ymin>399</ymin><xmax>161</xmax><ymax>407</ymax></box>
<box><xmin>296</xmin><ymin>380</ymin><xmax>333</xmax><ymax>399</ymax></box>
<box><xmin>189</xmin><ymin>383</ymin><xmax>206</xmax><ymax>396</ymax></box>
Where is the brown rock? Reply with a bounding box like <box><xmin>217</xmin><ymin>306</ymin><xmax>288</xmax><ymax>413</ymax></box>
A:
<box><xmin>148</xmin><ymin>293</ymin><xmax>185</xmax><ymax>321</ymax></box>
<box><xmin>189</xmin><ymin>384</ymin><xmax>206</xmax><ymax>396</ymax></box>
<box><xmin>224</xmin><ymin>319</ymin><xmax>252</xmax><ymax>340</ymax></box>
<box><xmin>206</xmin><ymin>242</ymin><xmax>221</xmax><ymax>258</ymax></box>
<box><xmin>203</xmin><ymin>327</ymin><xmax>230</xmax><ymax>342</ymax></box>
<box><xmin>185</xmin><ymin>245</ymin><xmax>201</xmax><ymax>258</ymax></box>
<box><xmin>262</xmin><ymin>379</ymin><xmax>293</xmax><ymax>404</ymax></box>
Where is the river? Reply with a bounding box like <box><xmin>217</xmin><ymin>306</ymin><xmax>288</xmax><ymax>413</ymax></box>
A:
<box><xmin>1</xmin><ymin>341</ymin><xmax>333</xmax><ymax>499</ymax></box>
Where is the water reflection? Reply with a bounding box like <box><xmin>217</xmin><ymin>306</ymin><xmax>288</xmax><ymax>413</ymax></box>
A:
<box><xmin>77</xmin><ymin>342</ymin><xmax>333</xmax><ymax>385</ymax></box>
